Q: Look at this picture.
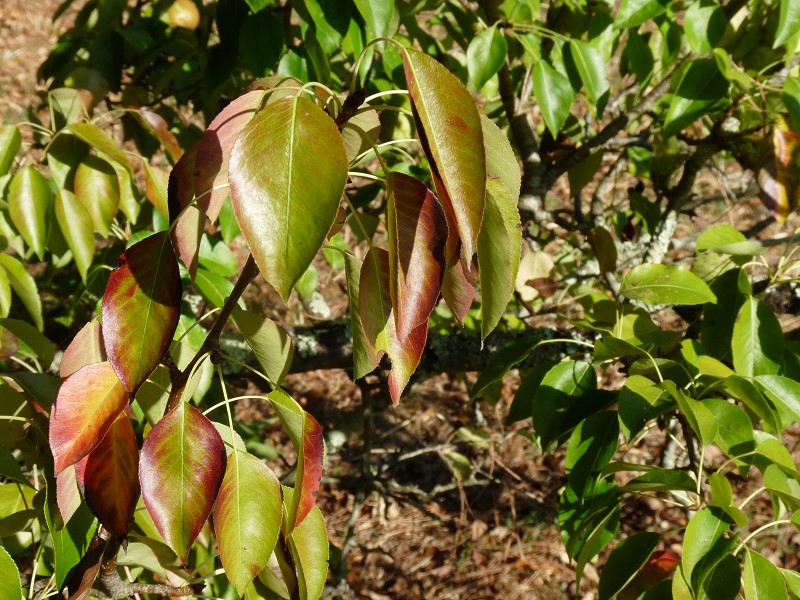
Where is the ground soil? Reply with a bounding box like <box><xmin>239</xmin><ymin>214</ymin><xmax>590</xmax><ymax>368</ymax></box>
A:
<box><xmin>3</xmin><ymin>3</ymin><xmax>800</xmax><ymax>600</ymax></box>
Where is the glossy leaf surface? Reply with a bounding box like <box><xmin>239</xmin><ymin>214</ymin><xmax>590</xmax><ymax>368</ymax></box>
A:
<box><xmin>0</xmin><ymin>254</ymin><xmax>42</xmax><ymax>330</ymax></box>
<box><xmin>139</xmin><ymin>402</ymin><xmax>226</xmax><ymax>562</ymax></box>
<box><xmin>268</xmin><ymin>390</ymin><xmax>324</xmax><ymax>531</ymax></box>
<box><xmin>621</xmin><ymin>264</ymin><xmax>717</xmax><ymax>305</ymax></box>
<box><xmin>533</xmin><ymin>60</ymin><xmax>575</xmax><ymax>137</ymax></box>
<box><xmin>0</xmin><ymin>125</ymin><xmax>21</xmax><ymax>176</ymax></box>
<box><xmin>774</xmin><ymin>0</ymin><xmax>800</xmax><ymax>48</ymax></box>
<box><xmin>102</xmin><ymin>231</ymin><xmax>181</xmax><ymax>393</ymax></box>
<box><xmin>60</xmin><ymin>320</ymin><xmax>105</xmax><ymax>378</ymax></box>
<box><xmin>73</xmin><ymin>156</ymin><xmax>120</xmax><ymax>238</ymax></box>
<box><xmin>50</xmin><ymin>361</ymin><xmax>128</xmax><ymax>474</ymax></box>
<box><xmin>403</xmin><ymin>47</ymin><xmax>486</xmax><ymax>262</ymax></box>
<box><xmin>213</xmin><ymin>450</ymin><xmax>282</xmax><ymax>595</ymax></box>
<box><xmin>732</xmin><ymin>297</ymin><xmax>783</xmax><ymax>377</ymax></box>
<box><xmin>82</xmin><ymin>412</ymin><xmax>139</xmax><ymax>538</ymax></box>
<box><xmin>744</xmin><ymin>548</ymin><xmax>788</xmax><ymax>600</ymax></box>
<box><xmin>284</xmin><ymin>486</ymin><xmax>329</xmax><ymax>600</ymax></box>
<box><xmin>231</xmin><ymin>307</ymin><xmax>294</xmax><ymax>385</ymax></box>
<box><xmin>54</xmin><ymin>190</ymin><xmax>94</xmax><ymax>282</ymax></box>
<box><xmin>229</xmin><ymin>95</ymin><xmax>348</xmax><ymax>300</ymax></box>
<box><xmin>615</xmin><ymin>0</ymin><xmax>669</xmax><ymax>28</ymax></box>
<box><xmin>8</xmin><ymin>166</ymin><xmax>52</xmax><ymax>259</ymax></box>
<box><xmin>533</xmin><ymin>360</ymin><xmax>596</xmax><ymax>449</ymax></box>
<box><xmin>663</xmin><ymin>59</ymin><xmax>728</xmax><ymax>138</ymax></box>
<box><xmin>67</xmin><ymin>123</ymin><xmax>132</xmax><ymax>170</ymax></box>
<box><xmin>467</xmin><ymin>25</ymin><xmax>507</xmax><ymax>90</ymax></box>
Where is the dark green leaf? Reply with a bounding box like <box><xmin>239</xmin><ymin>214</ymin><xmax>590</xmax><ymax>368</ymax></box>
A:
<box><xmin>685</xmin><ymin>0</ymin><xmax>728</xmax><ymax>54</ymax></box>
<box><xmin>682</xmin><ymin>507</ymin><xmax>736</xmax><ymax>593</ymax></box>
<box><xmin>471</xmin><ymin>336</ymin><xmax>541</xmax><ymax>398</ymax></box>
<box><xmin>565</xmin><ymin>411</ymin><xmax>618</xmax><ymax>498</ymax></box>
<box><xmin>663</xmin><ymin>59</ymin><xmax>728</xmax><ymax>138</ymax></box>
<box><xmin>467</xmin><ymin>25</ymin><xmax>508</xmax><ymax>90</ymax></box>
<box><xmin>533</xmin><ymin>60</ymin><xmax>575</xmax><ymax>137</ymax></box>
<box><xmin>533</xmin><ymin>360</ymin><xmax>596</xmax><ymax>449</ymax></box>
<box><xmin>620</xmin><ymin>469</ymin><xmax>696</xmax><ymax>493</ymax></box>
<box><xmin>598</xmin><ymin>532</ymin><xmax>661</xmax><ymax>600</ymax></box>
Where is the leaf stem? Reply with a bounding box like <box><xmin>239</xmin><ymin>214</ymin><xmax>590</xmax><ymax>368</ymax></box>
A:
<box><xmin>733</xmin><ymin>519</ymin><xmax>793</xmax><ymax>555</ymax></box>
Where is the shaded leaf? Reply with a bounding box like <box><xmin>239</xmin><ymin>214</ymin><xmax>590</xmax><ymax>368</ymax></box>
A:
<box><xmin>533</xmin><ymin>360</ymin><xmax>596</xmax><ymax>449</ymax></box>
<box><xmin>533</xmin><ymin>60</ymin><xmax>575</xmax><ymax>137</ymax></box>
<box><xmin>0</xmin><ymin>317</ymin><xmax>54</xmax><ymax>367</ymax></box>
<box><xmin>54</xmin><ymin>190</ymin><xmax>94</xmax><ymax>282</ymax></box>
<box><xmin>353</xmin><ymin>0</ymin><xmax>396</xmax><ymax>40</ymax></box>
<box><xmin>82</xmin><ymin>412</ymin><xmax>140</xmax><ymax>538</ymax></box>
<box><xmin>467</xmin><ymin>25</ymin><xmax>508</xmax><ymax>90</ymax></box>
<box><xmin>50</xmin><ymin>361</ymin><xmax>129</xmax><ymax>474</ymax></box>
<box><xmin>43</xmin><ymin>492</ymin><xmax>96</xmax><ymax>590</ymax></box>
<box><xmin>598</xmin><ymin>532</ymin><xmax>661</xmax><ymax>600</ymax></box>
<box><xmin>403</xmin><ymin>47</ymin><xmax>486</xmax><ymax>262</ymax></box>
<box><xmin>732</xmin><ymin>297</ymin><xmax>783</xmax><ymax>377</ymax></box>
<box><xmin>73</xmin><ymin>156</ymin><xmax>120</xmax><ymax>238</ymax></box>
<box><xmin>102</xmin><ymin>231</ymin><xmax>181</xmax><ymax>393</ymax></box>
<box><xmin>139</xmin><ymin>402</ymin><xmax>226</xmax><ymax>562</ymax></box>
<box><xmin>214</xmin><ymin>450</ymin><xmax>282</xmax><ymax>595</ymax></box>
<box><xmin>472</xmin><ymin>336</ymin><xmax>541</xmax><ymax>398</ymax></box>
<box><xmin>229</xmin><ymin>95</ymin><xmax>348</xmax><ymax>300</ymax></box>
<box><xmin>663</xmin><ymin>59</ymin><xmax>728</xmax><ymax>138</ymax></box>
<box><xmin>621</xmin><ymin>263</ymin><xmax>717</xmax><ymax>305</ymax></box>
<box><xmin>682</xmin><ymin>507</ymin><xmax>736</xmax><ymax>592</ymax></box>
<box><xmin>282</xmin><ymin>486</ymin><xmax>329</xmax><ymax>600</ymax></box>
<box><xmin>61</xmin><ymin>320</ymin><xmax>106</xmax><ymax>378</ymax></box>
<box><xmin>136</xmin><ymin>108</ymin><xmax>181</xmax><ymax>162</ymax></box>
<box><xmin>770</xmin><ymin>124</ymin><xmax>800</xmax><ymax>224</ymax></box>
<box><xmin>232</xmin><ymin>307</ymin><xmax>294</xmax><ymax>385</ymax></box>
<box><xmin>8</xmin><ymin>166</ymin><xmax>52</xmax><ymax>259</ymax></box>
<box><xmin>565</xmin><ymin>411</ymin><xmax>619</xmax><ymax>498</ymax></box>
<box><xmin>342</xmin><ymin>252</ymin><xmax>380</xmax><ymax>379</ymax></box>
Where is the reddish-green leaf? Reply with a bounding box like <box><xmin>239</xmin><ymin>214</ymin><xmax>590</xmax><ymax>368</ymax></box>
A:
<box><xmin>267</xmin><ymin>390</ymin><xmax>324</xmax><ymax>531</ymax></box>
<box><xmin>8</xmin><ymin>166</ymin><xmax>52</xmax><ymax>260</ymax></box>
<box><xmin>771</xmin><ymin>124</ymin><xmax>800</xmax><ymax>224</ymax></box>
<box><xmin>111</xmin><ymin>158</ymin><xmax>141</xmax><ymax>225</ymax></box>
<box><xmin>229</xmin><ymin>95</ymin><xmax>348</xmax><ymax>301</ymax></box>
<box><xmin>169</xmin><ymin>145</ymin><xmax>205</xmax><ymax>279</ymax></box>
<box><xmin>143</xmin><ymin>162</ymin><xmax>169</xmax><ymax>218</ymax></box>
<box><xmin>50</xmin><ymin>361</ymin><xmax>129</xmax><ymax>474</ymax></box>
<box><xmin>56</xmin><ymin>464</ymin><xmax>82</xmax><ymax>523</ymax></box>
<box><xmin>481</xmin><ymin>115</ymin><xmax>521</xmax><ymax>202</ymax></box>
<box><xmin>403</xmin><ymin>47</ymin><xmax>486</xmax><ymax>262</ymax></box>
<box><xmin>61</xmin><ymin>320</ymin><xmax>106</xmax><ymax>378</ymax></box>
<box><xmin>54</xmin><ymin>190</ymin><xmax>94</xmax><ymax>283</ymax></box>
<box><xmin>136</xmin><ymin>108</ymin><xmax>182</xmax><ymax>162</ymax></box>
<box><xmin>82</xmin><ymin>412</ymin><xmax>140</xmax><ymax>538</ymax></box>
<box><xmin>282</xmin><ymin>486</ymin><xmax>329</xmax><ymax>600</ymax></box>
<box><xmin>102</xmin><ymin>231</ymin><xmax>181</xmax><ymax>393</ymax></box>
<box><xmin>213</xmin><ymin>450</ymin><xmax>282</xmax><ymax>595</ymax></box>
<box><xmin>195</xmin><ymin>90</ymin><xmax>267</xmax><ymax>222</ymax></box>
<box><xmin>73</xmin><ymin>156</ymin><xmax>120</xmax><ymax>238</ymax></box>
<box><xmin>441</xmin><ymin>252</ymin><xmax>477</xmax><ymax>324</ymax></box>
<box><xmin>139</xmin><ymin>402</ymin><xmax>226</xmax><ymax>562</ymax></box>
<box><xmin>386</xmin><ymin>172</ymin><xmax>447</xmax><ymax>341</ymax></box>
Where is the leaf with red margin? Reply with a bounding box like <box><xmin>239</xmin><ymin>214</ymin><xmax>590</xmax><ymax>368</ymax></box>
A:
<box><xmin>50</xmin><ymin>361</ymin><xmax>129</xmax><ymax>474</ymax></box>
<box><xmin>60</xmin><ymin>320</ymin><xmax>106</xmax><ymax>379</ymax></box>
<box><xmin>772</xmin><ymin>121</ymin><xmax>800</xmax><ymax>224</ymax></box>
<box><xmin>139</xmin><ymin>402</ymin><xmax>226</xmax><ymax>563</ymax></box>
<box><xmin>102</xmin><ymin>231</ymin><xmax>181</xmax><ymax>393</ymax></box>
<box><xmin>267</xmin><ymin>390</ymin><xmax>324</xmax><ymax>531</ymax></box>
<box><xmin>228</xmin><ymin>95</ymin><xmax>348</xmax><ymax>301</ymax></box>
<box><xmin>441</xmin><ymin>252</ymin><xmax>477</xmax><ymax>325</ymax></box>
<box><xmin>143</xmin><ymin>162</ymin><xmax>169</xmax><ymax>218</ymax></box>
<box><xmin>213</xmin><ymin>450</ymin><xmax>282</xmax><ymax>595</ymax></box>
<box><xmin>386</xmin><ymin>172</ymin><xmax>447</xmax><ymax>341</ymax></box>
<box><xmin>403</xmin><ymin>47</ymin><xmax>486</xmax><ymax>262</ymax></box>
<box><xmin>168</xmin><ymin>145</ymin><xmax>205</xmax><ymax>279</ymax></box>
<box><xmin>82</xmin><ymin>412</ymin><xmax>140</xmax><ymax>539</ymax></box>
<box><xmin>136</xmin><ymin>108</ymin><xmax>182</xmax><ymax>163</ymax></box>
<box><xmin>194</xmin><ymin>90</ymin><xmax>267</xmax><ymax>222</ymax></box>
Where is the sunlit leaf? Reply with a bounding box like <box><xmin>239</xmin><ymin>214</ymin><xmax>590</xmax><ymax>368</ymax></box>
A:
<box><xmin>82</xmin><ymin>412</ymin><xmax>139</xmax><ymax>538</ymax></box>
<box><xmin>136</xmin><ymin>108</ymin><xmax>182</xmax><ymax>162</ymax></box>
<box><xmin>403</xmin><ymin>47</ymin><xmax>486</xmax><ymax>262</ymax></box>
<box><xmin>228</xmin><ymin>95</ymin><xmax>348</xmax><ymax>301</ymax></box>
<box><xmin>139</xmin><ymin>402</ymin><xmax>226</xmax><ymax>563</ymax></box>
<box><xmin>567</xmin><ymin>40</ymin><xmax>609</xmax><ymax>110</ymax></box>
<box><xmin>614</xmin><ymin>0</ymin><xmax>669</xmax><ymax>28</ymax></box>
<box><xmin>102</xmin><ymin>231</ymin><xmax>181</xmax><ymax>393</ymax></box>
<box><xmin>50</xmin><ymin>361</ymin><xmax>129</xmax><ymax>474</ymax></box>
<box><xmin>213</xmin><ymin>450</ymin><xmax>282</xmax><ymax>595</ymax></box>
<box><xmin>0</xmin><ymin>545</ymin><xmax>22</xmax><ymax>600</ymax></box>
<box><xmin>142</xmin><ymin>162</ymin><xmax>169</xmax><ymax>218</ymax></box>
<box><xmin>56</xmin><ymin>464</ymin><xmax>82</xmax><ymax>523</ymax></box>
<box><xmin>620</xmin><ymin>264</ymin><xmax>717</xmax><ymax>305</ymax></box>
<box><xmin>682</xmin><ymin>507</ymin><xmax>736</xmax><ymax>592</ymax></box>
<box><xmin>774</xmin><ymin>0</ymin><xmax>800</xmax><ymax>48</ymax></box>
<box><xmin>231</xmin><ymin>307</ymin><xmax>294</xmax><ymax>385</ymax></box>
<box><xmin>0</xmin><ymin>125</ymin><xmax>21</xmax><ymax>176</ymax></box>
<box><xmin>54</xmin><ymin>190</ymin><xmax>94</xmax><ymax>282</ymax></box>
<box><xmin>67</xmin><ymin>123</ymin><xmax>132</xmax><ymax>170</ymax></box>
<box><xmin>481</xmin><ymin>114</ymin><xmax>521</xmax><ymax>202</ymax></box>
<box><xmin>195</xmin><ymin>90</ymin><xmax>267</xmax><ymax>222</ymax></box>
<box><xmin>533</xmin><ymin>60</ymin><xmax>575</xmax><ymax>137</ymax></box>
<box><xmin>353</xmin><ymin>0</ymin><xmax>396</xmax><ymax>41</ymax></box>
<box><xmin>685</xmin><ymin>0</ymin><xmax>728</xmax><ymax>54</ymax></box>
<box><xmin>60</xmin><ymin>320</ymin><xmax>105</xmax><ymax>378</ymax></box>
<box><xmin>267</xmin><ymin>390</ymin><xmax>324</xmax><ymax>531</ymax></box>
<box><xmin>283</xmin><ymin>486</ymin><xmax>329</xmax><ymax>600</ymax></box>
<box><xmin>343</xmin><ymin>252</ymin><xmax>380</xmax><ymax>379</ymax></box>
<box><xmin>467</xmin><ymin>25</ymin><xmax>508</xmax><ymax>90</ymax></box>
<box><xmin>744</xmin><ymin>549</ymin><xmax>788</xmax><ymax>600</ymax></box>
<box><xmin>441</xmin><ymin>252</ymin><xmax>478</xmax><ymax>324</ymax></box>
<box><xmin>8</xmin><ymin>166</ymin><xmax>52</xmax><ymax>260</ymax></box>
<box><xmin>663</xmin><ymin>59</ymin><xmax>729</xmax><ymax>138</ymax></box>
<box><xmin>732</xmin><ymin>297</ymin><xmax>783</xmax><ymax>377</ymax></box>
<box><xmin>533</xmin><ymin>360</ymin><xmax>596</xmax><ymax>449</ymax></box>
<box><xmin>169</xmin><ymin>142</ymin><xmax>204</xmax><ymax>278</ymax></box>
<box><xmin>73</xmin><ymin>155</ymin><xmax>120</xmax><ymax>238</ymax></box>
<box><xmin>770</xmin><ymin>123</ymin><xmax>800</xmax><ymax>224</ymax></box>
<box><xmin>111</xmin><ymin>157</ymin><xmax>141</xmax><ymax>225</ymax></box>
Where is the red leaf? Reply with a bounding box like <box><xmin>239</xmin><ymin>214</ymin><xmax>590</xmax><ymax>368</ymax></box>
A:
<box><xmin>50</xmin><ymin>362</ymin><xmax>129</xmax><ymax>474</ymax></box>
<box><xmin>168</xmin><ymin>145</ymin><xmax>205</xmax><ymax>280</ymax></box>
<box><xmin>403</xmin><ymin>48</ymin><xmax>486</xmax><ymax>262</ymax></box>
<box><xmin>60</xmin><ymin>320</ymin><xmax>106</xmax><ymax>379</ymax></box>
<box><xmin>137</xmin><ymin>108</ymin><xmax>182</xmax><ymax>163</ymax></box>
<box><xmin>102</xmin><ymin>231</ymin><xmax>181</xmax><ymax>393</ymax></box>
<box><xmin>139</xmin><ymin>402</ymin><xmax>226</xmax><ymax>562</ymax></box>
<box><xmin>194</xmin><ymin>91</ymin><xmax>267</xmax><ymax>222</ymax></box>
<box><xmin>82</xmin><ymin>412</ymin><xmax>140</xmax><ymax>539</ymax></box>
<box><xmin>386</xmin><ymin>172</ymin><xmax>447</xmax><ymax>341</ymax></box>
<box><xmin>56</xmin><ymin>464</ymin><xmax>83</xmax><ymax>523</ymax></box>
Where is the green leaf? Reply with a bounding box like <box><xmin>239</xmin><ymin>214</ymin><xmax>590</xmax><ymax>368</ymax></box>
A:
<box><xmin>756</xmin><ymin>375</ymin><xmax>800</xmax><ymax>426</ymax></box>
<box><xmin>471</xmin><ymin>336</ymin><xmax>541</xmax><ymax>398</ymax></box>
<box><xmin>283</xmin><ymin>487</ymin><xmax>329</xmax><ymax>600</ymax></box>
<box><xmin>620</xmin><ymin>263</ymin><xmax>717</xmax><ymax>305</ymax></box>
<box><xmin>194</xmin><ymin>267</ymin><xmax>235</xmax><ymax>308</ymax></box>
<box><xmin>598</xmin><ymin>532</ymin><xmax>661</xmax><ymax>600</ymax></box>
<box><xmin>228</xmin><ymin>95</ymin><xmax>348</xmax><ymax>301</ymax></box>
<box><xmin>704</xmin><ymin>399</ymin><xmax>755</xmax><ymax>475</ymax></box>
<box><xmin>0</xmin><ymin>545</ymin><xmax>22</xmax><ymax>600</ymax></box>
<box><xmin>701</xmin><ymin>554</ymin><xmax>741</xmax><ymax>600</ymax></box>
<box><xmin>0</xmin><ymin>125</ymin><xmax>21</xmax><ymax>176</ymax></box>
<box><xmin>403</xmin><ymin>47</ymin><xmax>487</xmax><ymax>262</ymax></box>
<box><xmin>682</xmin><ymin>507</ymin><xmax>736</xmax><ymax>593</ymax></box>
<box><xmin>663</xmin><ymin>59</ymin><xmax>728</xmax><ymax>138</ymax></box>
<box><xmin>533</xmin><ymin>60</ymin><xmax>575</xmax><ymax>139</ymax></box>
<box><xmin>67</xmin><ymin>123</ymin><xmax>132</xmax><ymax>170</ymax></box>
<box><xmin>684</xmin><ymin>0</ymin><xmax>727</xmax><ymax>54</ymax></box>
<box><xmin>353</xmin><ymin>0</ymin><xmax>396</xmax><ymax>41</ymax></box>
<box><xmin>565</xmin><ymin>411</ymin><xmax>618</xmax><ymax>498</ymax></box>
<box><xmin>268</xmin><ymin>391</ymin><xmax>324</xmax><ymax>532</ymax></box>
<box><xmin>198</xmin><ymin>235</ymin><xmax>238</xmax><ymax>277</ymax></box>
<box><xmin>481</xmin><ymin>114</ymin><xmax>521</xmax><ymax>203</ymax></box>
<box><xmin>73</xmin><ymin>155</ymin><xmax>121</xmax><ymax>238</ymax></box>
<box><xmin>102</xmin><ymin>231</ymin><xmax>181</xmax><ymax>393</ymax></box>
<box><xmin>774</xmin><ymin>0</ymin><xmax>800</xmax><ymax>48</ymax></box>
<box><xmin>467</xmin><ymin>25</ymin><xmax>508</xmax><ymax>90</ymax></box>
<box><xmin>342</xmin><ymin>252</ymin><xmax>379</xmax><ymax>380</ymax></box>
<box><xmin>620</xmin><ymin>469</ymin><xmax>697</xmax><ymax>493</ymax></box>
<box><xmin>784</xmin><ymin>77</ymin><xmax>800</xmax><ymax>132</ymax></box>
<box><xmin>567</xmin><ymin>40</ymin><xmax>610</xmax><ymax>110</ymax></box>
<box><xmin>49</xmin><ymin>361</ymin><xmax>129</xmax><ymax>474</ymax></box>
<box><xmin>8</xmin><ymin>166</ymin><xmax>52</xmax><ymax>260</ymax></box>
<box><xmin>54</xmin><ymin>190</ymin><xmax>94</xmax><ymax>282</ymax></box>
<box><xmin>43</xmin><ymin>493</ymin><xmax>97</xmax><ymax>589</ymax></box>
<box><xmin>478</xmin><ymin>178</ymin><xmax>522</xmax><ymax>340</ymax></box>
<box><xmin>615</xmin><ymin>0</ymin><xmax>669</xmax><ymax>28</ymax></box>
<box><xmin>231</xmin><ymin>307</ymin><xmax>294</xmax><ymax>385</ymax></box>
<box><xmin>0</xmin><ymin>317</ymin><xmax>54</xmax><ymax>368</ymax></box>
<box><xmin>213</xmin><ymin>450</ymin><xmax>282</xmax><ymax>595</ymax></box>
<box><xmin>533</xmin><ymin>360</ymin><xmax>596</xmax><ymax>449</ymax></box>
<box><xmin>239</xmin><ymin>12</ymin><xmax>284</xmax><ymax>77</ymax></box>
<box><xmin>744</xmin><ymin>549</ymin><xmax>788</xmax><ymax>600</ymax></box>
<box><xmin>732</xmin><ymin>297</ymin><xmax>783</xmax><ymax>377</ymax></box>
<box><xmin>662</xmin><ymin>381</ymin><xmax>717</xmax><ymax>446</ymax></box>
<box><xmin>618</xmin><ymin>375</ymin><xmax>669</xmax><ymax>441</ymax></box>
<box><xmin>139</xmin><ymin>402</ymin><xmax>226</xmax><ymax>563</ymax></box>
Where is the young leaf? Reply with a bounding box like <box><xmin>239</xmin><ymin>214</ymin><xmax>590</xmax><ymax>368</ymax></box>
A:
<box><xmin>139</xmin><ymin>402</ymin><xmax>226</xmax><ymax>563</ymax></box>
<box><xmin>598</xmin><ymin>532</ymin><xmax>661</xmax><ymax>600</ymax></box>
<box><xmin>0</xmin><ymin>125</ymin><xmax>21</xmax><ymax>176</ymax></box>
<box><xmin>478</xmin><ymin>178</ymin><xmax>522</xmax><ymax>340</ymax></box>
<box><xmin>54</xmin><ymin>190</ymin><xmax>94</xmax><ymax>282</ymax></box>
<box><xmin>614</xmin><ymin>0</ymin><xmax>669</xmax><ymax>28</ymax></box>
<box><xmin>533</xmin><ymin>60</ymin><xmax>575</xmax><ymax>137</ymax></box>
<box><xmin>73</xmin><ymin>156</ymin><xmax>121</xmax><ymax>238</ymax></box>
<box><xmin>403</xmin><ymin>47</ymin><xmax>487</xmax><ymax>262</ymax></box>
<box><xmin>231</xmin><ymin>307</ymin><xmax>294</xmax><ymax>385</ymax></box>
<box><xmin>732</xmin><ymin>297</ymin><xmax>783</xmax><ymax>377</ymax></box>
<box><xmin>8</xmin><ymin>166</ymin><xmax>52</xmax><ymax>260</ymax></box>
<box><xmin>267</xmin><ymin>390</ymin><xmax>324</xmax><ymax>531</ymax></box>
<box><xmin>481</xmin><ymin>114</ymin><xmax>521</xmax><ymax>201</ymax></box>
<box><xmin>774</xmin><ymin>0</ymin><xmax>800</xmax><ymax>48</ymax></box>
<box><xmin>213</xmin><ymin>450</ymin><xmax>282</xmax><ymax>595</ymax></box>
<box><xmin>662</xmin><ymin>59</ymin><xmax>729</xmax><ymax>138</ymax></box>
<box><xmin>82</xmin><ymin>412</ymin><xmax>140</xmax><ymax>539</ymax></box>
<box><xmin>620</xmin><ymin>263</ymin><xmax>717</xmax><ymax>305</ymax></box>
<box><xmin>228</xmin><ymin>95</ymin><xmax>348</xmax><ymax>301</ymax></box>
<box><xmin>282</xmin><ymin>486</ymin><xmax>329</xmax><ymax>600</ymax></box>
<box><xmin>386</xmin><ymin>172</ymin><xmax>447</xmax><ymax>341</ymax></box>
<box><xmin>102</xmin><ymin>231</ymin><xmax>181</xmax><ymax>393</ymax></box>
<box><xmin>744</xmin><ymin>549</ymin><xmax>788</xmax><ymax>600</ymax></box>
<box><xmin>49</xmin><ymin>361</ymin><xmax>129</xmax><ymax>474</ymax></box>
<box><xmin>61</xmin><ymin>320</ymin><xmax>106</xmax><ymax>378</ymax></box>
<box><xmin>466</xmin><ymin>25</ymin><xmax>508</xmax><ymax>90</ymax></box>
<box><xmin>0</xmin><ymin>254</ymin><xmax>42</xmax><ymax>330</ymax></box>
